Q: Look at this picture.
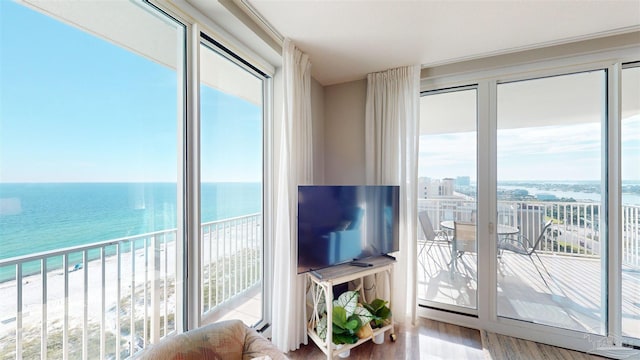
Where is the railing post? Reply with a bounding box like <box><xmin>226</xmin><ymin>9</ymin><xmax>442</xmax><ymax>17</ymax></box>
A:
<box><xmin>100</xmin><ymin>248</ymin><xmax>106</xmax><ymax>360</ymax></box>
<box><xmin>151</xmin><ymin>236</ymin><xmax>160</xmax><ymax>344</ymax></box>
<box><xmin>41</xmin><ymin>259</ymin><xmax>48</xmax><ymax>360</ymax></box>
<box><xmin>82</xmin><ymin>250</ymin><xmax>88</xmax><ymax>360</ymax></box>
<box><xmin>16</xmin><ymin>264</ymin><xmax>23</xmax><ymax>360</ymax></box>
<box><xmin>116</xmin><ymin>244</ymin><xmax>122</xmax><ymax>360</ymax></box>
<box><xmin>130</xmin><ymin>241</ymin><xmax>136</xmax><ymax>356</ymax></box>
<box><xmin>63</xmin><ymin>254</ymin><xmax>69</xmax><ymax>360</ymax></box>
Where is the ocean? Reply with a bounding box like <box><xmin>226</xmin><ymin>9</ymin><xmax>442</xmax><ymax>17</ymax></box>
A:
<box><xmin>0</xmin><ymin>182</ymin><xmax>262</xmax><ymax>263</ymax></box>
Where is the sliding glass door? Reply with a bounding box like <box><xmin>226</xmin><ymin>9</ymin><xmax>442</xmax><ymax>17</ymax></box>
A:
<box><xmin>496</xmin><ymin>71</ymin><xmax>607</xmax><ymax>334</ymax></box>
<box><xmin>417</xmin><ymin>87</ymin><xmax>478</xmax><ymax>313</ymax></box>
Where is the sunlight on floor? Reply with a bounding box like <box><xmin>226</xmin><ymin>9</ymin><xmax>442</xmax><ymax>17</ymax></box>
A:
<box><xmin>202</xmin><ymin>286</ymin><xmax>262</xmax><ymax>327</ymax></box>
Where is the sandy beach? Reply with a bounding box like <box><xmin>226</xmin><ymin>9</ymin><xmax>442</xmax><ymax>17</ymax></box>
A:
<box><xmin>0</xmin><ymin>240</ymin><xmax>178</xmax><ymax>356</ymax></box>
<box><xmin>0</xmin><ymin>220</ymin><xmax>261</xmax><ymax>358</ymax></box>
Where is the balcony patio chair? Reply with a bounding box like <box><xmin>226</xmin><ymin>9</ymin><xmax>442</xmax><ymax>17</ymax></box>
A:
<box><xmin>452</xmin><ymin>221</ymin><xmax>477</xmax><ymax>273</ymax></box>
<box><xmin>417</xmin><ymin>212</ymin><xmax>450</xmax><ymax>268</ymax></box>
<box><xmin>498</xmin><ymin>219</ymin><xmax>554</xmax><ymax>289</ymax></box>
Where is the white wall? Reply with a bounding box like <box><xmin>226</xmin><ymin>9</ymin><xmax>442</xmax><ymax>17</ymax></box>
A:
<box><xmin>323</xmin><ymin>79</ymin><xmax>367</xmax><ymax>185</ymax></box>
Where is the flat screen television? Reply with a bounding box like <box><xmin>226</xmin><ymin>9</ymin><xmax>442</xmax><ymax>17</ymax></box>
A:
<box><xmin>297</xmin><ymin>185</ymin><xmax>400</xmax><ymax>274</ymax></box>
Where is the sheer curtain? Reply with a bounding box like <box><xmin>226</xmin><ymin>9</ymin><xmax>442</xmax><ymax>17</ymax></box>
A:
<box><xmin>365</xmin><ymin>65</ymin><xmax>420</xmax><ymax>323</ymax></box>
<box><xmin>272</xmin><ymin>38</ymin><xmax>313</xmax><ymax>352</ymax></box>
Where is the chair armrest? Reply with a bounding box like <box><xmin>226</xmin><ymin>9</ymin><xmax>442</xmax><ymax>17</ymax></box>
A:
<box><xmin>136</xmin><ymin>320</ymin><xmax>247</xmax><ymax>360</ymax></box>
<box><xmin>243</xmin><ymin>327</ymin><xmax>289</xmax><ymax>360</ymax></box>
<box><xmin>498</xmin><ymin>234</ymin><xmax>532</xmax><ymax>252</ymax></box>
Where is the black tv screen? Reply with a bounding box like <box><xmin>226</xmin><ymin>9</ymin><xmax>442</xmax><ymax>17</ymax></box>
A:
<box><xmin>297</xmin><ymin>185</ymin><xmax>400</xmax><ymax>274</ymax></box>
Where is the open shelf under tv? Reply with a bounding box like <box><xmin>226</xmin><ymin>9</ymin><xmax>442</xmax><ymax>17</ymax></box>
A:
<box><xmin>305</xmin><ymin>255</ymin><xmax>396</xmax><ymax>359</ymax></box>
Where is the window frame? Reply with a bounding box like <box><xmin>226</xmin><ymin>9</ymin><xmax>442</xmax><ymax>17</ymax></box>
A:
<box><xmin>194</xmin><ymin>33</ymin><xmax>272</xmax><ymax>330</ymax></box>
<box><xmin>618</xmin><ymin>61</ymin><xmax>640</xmax><ymax>347</ymax></box>
<box><xmin>418</xmin><ymin>84</ymin><xmax>480</xmax><ymax>316</ymax></box>
<box><xmin>148</xmin><ymin>0</ymin><xmax>276</xmax><ymax>335</ymax></box>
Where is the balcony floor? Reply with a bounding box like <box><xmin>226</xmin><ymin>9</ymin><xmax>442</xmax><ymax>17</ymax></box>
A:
<box><xmin>202</xmin><ymin>285</ymin><xmax>263</xmax><ymax>328</ymax></box>
<box><xmin>417</xmin><ymin>242</ymin><xmax>640</xmax><ymax>338</ymax></box>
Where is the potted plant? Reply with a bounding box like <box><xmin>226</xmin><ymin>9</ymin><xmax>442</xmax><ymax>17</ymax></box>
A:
<box><xmin>315</xmin><ymin>291</ymin><xmax>375</xmax><ymax>356</ymax></box>
<box><xmin>363</xmin><ymin>298</ymin><xmax>392</xmax><ymax>344</ymax></box>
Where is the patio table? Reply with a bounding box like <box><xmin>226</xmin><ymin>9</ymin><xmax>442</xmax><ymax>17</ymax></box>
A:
<box><xmin>439</xmin><ymin>221</ymin><xmax>519</xmax><ymax>235</ymax></box>
<box><xmin>439</xmin><ymin>221</ymin><xmax>519</xmax><ymax>274</ymax></box>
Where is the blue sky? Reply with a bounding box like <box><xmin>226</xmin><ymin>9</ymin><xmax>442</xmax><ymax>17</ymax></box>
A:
<box><xmin>0</xmin><ymin>1</ymin><xmax>262</xmax><ymax>183</ymax></box>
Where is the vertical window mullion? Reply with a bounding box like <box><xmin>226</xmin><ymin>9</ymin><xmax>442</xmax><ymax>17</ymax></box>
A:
<box><xmin>607</xmin><ymin>62</ymin><xmax>622</xmax><ymax>345</ymax></box>
<box><xmin>477</xmin><ymin>79</ymin><xmax>495</xmax><ymax>322</ymax></box>
<box><xmin>182</xmin><ymin>22</ymin><xmax>201</xmax><ymax>332</ymax></box>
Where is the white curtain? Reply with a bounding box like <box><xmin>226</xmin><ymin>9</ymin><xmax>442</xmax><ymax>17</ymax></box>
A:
<box><xmin>365</xmin><ymin>65</ymin><xmax>420</xmax><ymax>324</ymax></box>
<box><xmin>272</xmin><ymin>38</ymin><xmax>313</xmax><ymax>352</ymax></box>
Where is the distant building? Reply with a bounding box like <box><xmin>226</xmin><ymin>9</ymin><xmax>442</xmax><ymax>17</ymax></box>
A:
<box><xmin>419</xmin><ymin>177</ymin><xmax>472</xmax><ymax>199</ymax></box>
<box><xmin>417</xmin><ymin>177</ymin><xmax>430</xmax><ymax>199</ymax></box>
<box><xmin>418</xmin><ymin>177</ymin><xmax>444</xmax><ymax>199</ymax></box>
<box><xmin>441</xmin><ymin>178</ymin><xmax>455</xmax><ymax>196</ymax></box>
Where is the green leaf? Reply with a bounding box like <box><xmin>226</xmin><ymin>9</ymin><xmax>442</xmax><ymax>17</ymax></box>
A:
<box><xmin>353</xmin><ymin>306</ymin><xmax>375</xmax><ymax>326</ymax></box>
<box><xmin>369</xmin><ymin>299</ymin><xmax>388</xmax><ymax>313</ymax></box>
<box><xmin>333</xmin><ymin>332</ymin><xmax>358</xmax><ymax>345</ymax></box>
<box><xmin>345</xmin><ymin>318</ymin><xmax>359</xmax><ymax>331</ymax></box>
<box><xmin>333</xmin><ymin>323</ymin><xmax>347</xmax><ymax>334</ymax></box>
<box><xmin>333</xmin><ymin>306</ymin><xmax>348</xmax><ymax>327</ymax></box>
<box><xmin>363</xmin><ymin>303</ymin><xmax>375</xmax><ymax>313</ymax></box>
<box><xmin>317</xmin><ymin>314</ymin><xmax>327</xmax><ymax>341</ymax></box>
<box><xmin>333</xmin><ymin>291</ymin><xmax>358</xmax><ymax>317</ymax></box>
<box><xmin>377</xmin><ymin>306</ymin><xmax>391</xmax><ymax>320</ymax></box>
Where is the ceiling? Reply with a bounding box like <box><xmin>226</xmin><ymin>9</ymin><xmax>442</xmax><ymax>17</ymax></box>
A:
<box><xmin>198</xmin><ymin>0</ymin><xmax>640</xmax><ymax>86</ymax></box>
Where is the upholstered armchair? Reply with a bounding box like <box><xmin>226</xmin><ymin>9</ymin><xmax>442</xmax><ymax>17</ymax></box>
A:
<box><xmin>136</xmin><ymin>319</ymin><xmax>288</xmax><ymax>360</ymax></box>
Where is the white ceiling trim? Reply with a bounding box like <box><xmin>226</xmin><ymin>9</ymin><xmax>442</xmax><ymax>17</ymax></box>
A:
<box><xmin>420</xmin><ymin>25</ymin><xmax>640</xmax><ymax>71</ymax></box>
<box><xmin>235</xmin><ymin>0</ymin><xmax>284</xmax><ymax>45</ymax></box>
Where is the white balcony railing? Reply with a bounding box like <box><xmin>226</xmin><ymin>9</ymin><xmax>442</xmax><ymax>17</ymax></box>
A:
<box><xmin>201</xmin><ymin>214</ymin><xmax>262</xmax><ymax>315</ymax></box>
<box><xmin>0</xmin><ymin>213</ymin><xmax>262</xmax><ymax>360</ymax></box>
<box><xmin>419</xmin><ymin>198</ymin><xmax>640</xmax><ymax>268</ymax></box>
<box><xmin>2</xmin><ymin>201</ymin><xmax>638</xmax><ymax>359</ymax></box>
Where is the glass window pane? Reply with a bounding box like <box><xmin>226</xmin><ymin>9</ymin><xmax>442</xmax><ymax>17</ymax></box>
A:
<box><xmin>0</xmin><ymin>1</ymin><xmax>184</xmax><ymax>358</ymax></box>
<box><xmin>199</xmin><ymin>43</ymin><xmax>264</xmax><ymax>327</ymax></box>
<box><xmin>621</xmin><ymin>65</ymin><xmax>640</xmax><ymax>341</ymax></box>
<box><xmin>418</xmin><ymin>88</ymin><xmax>478</xmax><ymax>311</ymax></box>
<box><xmin>496</xmin><ymin>71</ymin><xmax>606</xmax><ymax>335</ymax></box>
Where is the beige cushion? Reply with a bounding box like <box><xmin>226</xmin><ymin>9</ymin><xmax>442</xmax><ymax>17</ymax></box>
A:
<box><xmin>138</xmin><ymin>320</ymin><xmax>287</xmax><ymax>360</ymax></box>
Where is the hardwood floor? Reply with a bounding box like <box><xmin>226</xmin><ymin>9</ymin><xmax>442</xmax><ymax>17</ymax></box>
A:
<box><xmin>480</xmin><ymin>330</ymin><xmax>607</xmax><ymax>360</ymax></box>
<box><xmin>286</xmin><ymin>318</ymin><xmax>606</xmax><ymax>360</ymax></box>
<box><xmin>287</xmin><ymin>318</ymin><xmax>484</xmax><ymax>360</ymax></box>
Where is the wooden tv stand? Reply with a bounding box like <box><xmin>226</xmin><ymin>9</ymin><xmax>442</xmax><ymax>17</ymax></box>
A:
<box><xmin>305</xmin><ymin>256</ymin><xmax>396</xmax><ymax>359</ymax></box>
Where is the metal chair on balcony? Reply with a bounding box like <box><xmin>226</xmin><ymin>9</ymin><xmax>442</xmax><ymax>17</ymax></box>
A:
<box><xmin>452</xmin><ymin>221</ymin><xmax>477</xmax><ymax>273</ymax></box>
<box><xmin>417</xmin><ymin>212</ymin><xmax>450</xmax><ymax>269</ymax></box>
<box><xmin>498</xmin><ymin>219</ymin><xmax>554</xmax><ymax>288</ymax></box>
